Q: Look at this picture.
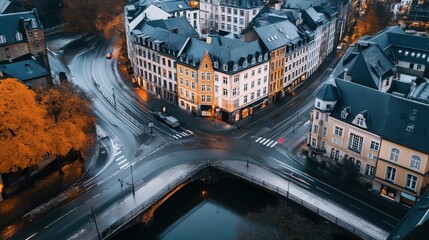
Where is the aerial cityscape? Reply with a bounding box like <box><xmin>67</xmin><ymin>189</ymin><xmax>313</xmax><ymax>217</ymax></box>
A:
<box><xmin>0</xmin><ymin>0</ymin><xmax>428</xmax><ymax>239</ymax></box>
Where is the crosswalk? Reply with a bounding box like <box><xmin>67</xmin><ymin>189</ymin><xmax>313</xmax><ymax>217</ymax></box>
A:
<box><xmin>172</xmin><ymin>130</ymin><xmax>194</xmax><ymax>140</ymax></box>
<box><xmin>114</xmin><ymin>144</ymin><xmax>131</xmax><ymax>169</ymax></box>
<box><xmin>254</xmin><ymin>137</ymin><xmax>278</xmax><ymax>148</ymax></box>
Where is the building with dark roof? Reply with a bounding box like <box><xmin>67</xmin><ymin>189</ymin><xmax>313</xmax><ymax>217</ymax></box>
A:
<box><xmin>308</xmin><ymin>26</ymin><xmax>429</xmax><ymax>207</ymax></box>
<box><xmin>0</xmin><ymin>8</ymin><xmax>51</xmax><ymax>88</ymax></box>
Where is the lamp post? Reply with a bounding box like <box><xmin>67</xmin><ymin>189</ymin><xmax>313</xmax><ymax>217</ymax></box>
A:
<box><xmin>131</xmin><ymin>165</ymin><xmax>135</xmax><ymax>197</ymax></box>
<box><xmin>287</xmin><ymin>172</ymin><xmax>293</xmax><ymax>198</ymax></box>
<box><xmin>112</xmin><ymin>87</ymin><xmax>116</xmax><ymax>108</ymax></box>
<box><xmin>91</xmin><ymin>206</ymin><xmax>101</xmax><ymax>240</ymax></box>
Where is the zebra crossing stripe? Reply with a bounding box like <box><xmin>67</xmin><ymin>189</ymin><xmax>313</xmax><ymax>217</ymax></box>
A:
<box><xmin>118</xmin><ymin>159</ymin><xmax>127</xmax><ymax>165</ymax></box>
<box><xmin>262</xmin><ymin>139</ymin><xmax>271</xmax><ymax>145</ymax></box>
<box><xmin>120</xmin><ymin>162</ymin><xmax>130</xmax><ymax>169</ymax></box>
<box><xmin>186</xmin><ymin>130</ymin><xmax>193</xmax><ymax>134</ymax></box>
<box><xmin>116</xmin><ymin>155</ymin><xmax>124</xmax><ymax>161</ymax></box>
<box><xmin>180</xmin><ymin>132</ymin><xmax>188</xmax><ymax>137</ymax></box>
<box><xmin>255</xmin><ymin>137</ymin><xmax>263</xmax><ymax>143</ymax></box>
<box><xmin>173</xmin><ymin>135</ymin><xmax>180</xmax><ymax>139</ymax></box>
<box><xmin>269</xmin><ymin>142</ymin><xmax>278</xmax><ymax>148</ymax></box>
<box><xmin>264</xmin><ymin>140</ymin><xmax>274</xmax><ymax>146</ymax></box>
<box><xmin>115</xmin><ymin>150</ymin><xmax>122</xmax><ymax>156</ymax></box>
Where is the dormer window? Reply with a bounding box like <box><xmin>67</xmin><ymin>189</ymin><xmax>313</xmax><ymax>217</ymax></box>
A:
<box><xmin>406</xmin><ymin>124</ymin><xmax>414</xmax><ymax>132</ymax></box>
<box><xmin>409</xmin><ymin>109</ymin><xmax>418</xmax><ymax>121</ymax></box>
<box><xmin>258</xmin><ymin>55</ymin><xmax>262</xmax><ymax>62</ymax></box>
<box><xmin>264</xmin><ymin>53</ymin><xmax>268</xmax><ymax>60</ymax></box>
<box><xmin>341</xmin><ymin>107</ymin><xmax>350</xmax><ymax>119</ymax></box>
<box><xmin>223</xmin><ymin>64</ymin><xmax>228</xmax><ymax>71</ymax></box>
<box><xmin>243</xmin><ymin>60</ymin><xmax>247</xmax><ymax>67</ymax></box>
<box><xmin>214</xmin><ymin>62</ymin><xmax>219</xmax><ymax>68</ymax></box>
<box><xmin>233</xmin><ymin>64</ymin><xmax>237</xmax><ymax>71</ymax></box>
<box><xmin>352</xmin><ymin>111</ymin><xmax>368</xmax><ymax>129</ymax></box>
<box><xmin>251</xmin><ymin>57</ymin><xmax>256</xmax><ymax>64</ymax></box>
<box><xmin>0</xmin><ymin>35</ymin><xmax>6</xmax><ymax>43</ymax></box>
<box><xmin>15</xmin><ymin>31</ymin><xmax>23</xmax><ymax>41</ymax></box>
<box><xmin>31</xmin><ymin>19</ymin><xmax>38</xmax><ymax>29</ymax></box>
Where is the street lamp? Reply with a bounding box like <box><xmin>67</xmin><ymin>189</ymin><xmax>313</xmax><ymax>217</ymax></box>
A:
<box><xmin>112</xmin><ymin>87</ymin><xmax>116</xmax><ymax>108</ymax></box>
<box><xmin>287</xmin><ymin>172</ymin><xmax>293</xmax><ymax>198</ymax></box>
<box><xmin>91</xmin><ymin>206</ymin><xmax>101</xmax><ymax>240</ymax></box>
<box><xmin>118</xmin><ymin>165</ymin><xmax>136</xmax><ymax>200</ymax></box>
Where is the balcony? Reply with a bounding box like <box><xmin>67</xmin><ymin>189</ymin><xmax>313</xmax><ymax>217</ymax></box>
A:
<box><xmin>307</xmin><ymin>144</ymin><xmax>326</xmax><ymax>154</ymax></box>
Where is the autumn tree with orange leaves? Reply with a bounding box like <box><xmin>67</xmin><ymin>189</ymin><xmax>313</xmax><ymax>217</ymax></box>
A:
<box><xmin>61</xmin><ymin>0</ymin><xmax>124</xmax><ymax>38</ymax></box>
<box><xmin>0</xmin><ymin>78</ymin><xmax>96</xmax><ymax>174</ymax></box>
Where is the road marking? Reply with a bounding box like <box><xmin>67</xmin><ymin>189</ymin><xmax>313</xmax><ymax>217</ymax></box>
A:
<box><xmin>92</xmin><ymin>193</ymin><xmax>100</xmax><ymax>199</ymax></box>
<box><xmin>117</xmin><ymin>159</ymin><xmax>128</xmax><ymax>165</ymax></box>
<box><xmin>120</xmin><ymin>162</ymin><xmax>130</xmax><ymax>169</ymax></box>
<box><xmin>115</xmin><ymin>150</ymin><xmax>122</xmax><ymax>156</ymax></box>
<box><xmin>264</xmin><ymin>140</ymin><xmax>274</xmax><ymax>146</ymax></box>
<box><xmin>113</xmin><ymin>171</ymin><xmax>119</xmax><ymax>176</ymax></box>
<box><xmin>270</xmin><ymin>142</ymin><xmax>278</xmax><ymax>148</ymax></box>
<box><xmin>43</xmin><ymin>207</ymin><xmax>77</xmax><ymax>229</ymax></box>
<box><xmin>115</xmin><ymin>155</ymin><xmax>124</xmax><ymax>161</ymax></box>
<box><xmin>186</xmin><ymin>130</ymin><xmax>193</xmax><ymax>134</ymax></box>
<box><xmin>349</xmin><ymin>204</ymin><xmax>361</xmax><ymax>211</ymax></box>
<box><xmin>255</xmin><ymin>137</ymin><xmax>263</xmax><ymax>143</ymax></box>
<box><xmin>97</xmin><ymin>181</ymin><xmax>103</xmax><ymax>185</ymax></box>
<box><xmin>25</xmin><ymin>232</ymin><xmax>38</xmax><ymax>240</ymax></box>
<box><xmin>262</xmin><ymin>138</ymin><xmax>271</xmax><ymax>145</ymax></box>
<box><xmin>382</xmin><ymin>220</ymin><xmax>396</xmax><ymax>228</ymax></box>
<box><xmin>173</xmin><ymin>135</ymin><xmax>179</xmax><ymax>139</ymax></box>
<box><xmin>180</xmin><ymin>132</ymin><xmax>188</xmax><ymax>137</ymax></box>
<box><xmin>315</xmin><ymin>186</ymin><xmax>331</xmax><ymax>195</ymax></box>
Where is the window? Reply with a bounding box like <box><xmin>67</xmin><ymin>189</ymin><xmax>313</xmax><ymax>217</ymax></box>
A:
<box><xmin>365</xmin><ymin>165</ymin><xmax>375</xmax><ymax>176</ymax></box>
<box><xmin>385</xmin><ymin>166</ymin><xmax>396</xmax><ymax>182</ymax></box>
<box><xmin>223</xmin><ymin>88</ymin><xmax>228</xmax><ymax>96</ymax></box>
<box><xmin>207</xmin><ymin>85</ymin><xmax>211</xmax><ymax>92</ymax></box>
<box><xmin>192</xmin><ymin>71</ymin><xmax>196</xmax><ymax>79</ymax></box>
<box><xmin>215</xmin><ymin>74</ymin><xmax>219</xmax><ymax>82</ymax></box>
<box><xmin>179</xmin><ymin>67</ymin><xmax>183</xmax><ymax>74</ymax></box>
<box><xmin>185</xmin><ymin>69</ymin><xmax>188</xmax><ymax>76</ymax></box>
<box><xmin>234</xmin><ymin>99</ymin><xmax>239</xmax><ymax>108</ymax></box>
<box><xmin>201</xmin><ymin>85</ymin><xmax>206</xmax><ymax>92</ymax></box>
<box><xmin>368</xmin><ymin>153</ymin><xmax>377</xmax><ymax>160</ymax></box>
<box><xmin>202</xmin><ymin>95</ymin><xmax>206</xmax><ymax>102</ymax></box>
<box><xmin>348</xmin><ymin>133</ymin><xmax>363</xmax><ymax>153</ymax></box>
<box><xmin>370</xmin><ymin>141</ymin><xmax>379</xmax><ymax>151</ymax></box>
<box><xmin>232</xmin><ymin>88</ymin><xmax>238</xmax><ymax>96</ymax></box>
<box><xmin>243</xmin><ymin>95</ymin><xmax>247</xmax><ymax>103</ymax></box>
<box><xmin>15</xmin><ymin>31</ymin><xmax>23</xmax><ymax>41</ymax></box>
<box><xmin>251</xmin><ymin>81</ymin><xmax>254</xmax><ymax>88</ymax></box>
<box><xmin>207</xmin><ymin>73</ymin><xmax>211</xmax><ymax>80</ymax></box>
<box><xmin>410</xmin><ymin>155</ymin><xmax>421</xmax><ymax>170</ymax></box>
<box><xmin>250</xmin><ymin>93</ymin><xmax>254</xmax><ymax>100</ymax></box>
<box><xmin>322</xmin><ymin>127</ymin><xmax>327</xmax><ymax>137</ymax></box>
<box><xmin>244</xmin><ymin>84</ymin><xmax>248</xmax><ymax>91</ymax></box>
<box><xmin>313</xmin><ymin>125</ymin><xmax>319</xmax><ymax>133</ymax></box>
<box><xmin>207</xmin><ymin>95</ymin><xmax>212</xmax><ymax>102</ymax></box>
<box><xmin>223</xmin><ymin>77</ymin><xmax>228</xmax><ymax>84</ymax></box>
<box><xmin>244</xmin><ymin>73</ymin><xmax>248</xmax><ymax>79</ymax></box>
<box><xmin>234</xmin><ymin>75</ymin><xmax>239</xmax><ymax>83</ymax></box>
<box><xmin>332</xmin><ymin>138</ymin><xmax>342</xmax><ymax>146</ymax></box>
<box><xmin>185</xmin><ymin>80</ymin><xmax>189</xmax><ymax>87</ymax></box>
<box><xmin>334</xmin><ymin>126</ymin><xmax>343</xmax><ymax>137</ymax></box>
<box><xmin>191</xmin><ymin>82</ymin><xmax>195</xmax><ymax>89</ymax></box>
<box><xmin>406</xmin><ymin>174</ymin><xmax>418</xmax><ymax>190</ymax></box>
<box><xmin>201</xmin><ymin>73</ymin><xmax>205</xmax><ymax>80</ymax></box>
<box><xmin>389</xmin><ymin>148</ymin><xmax>400</xmax><ymax>162</ymax></box>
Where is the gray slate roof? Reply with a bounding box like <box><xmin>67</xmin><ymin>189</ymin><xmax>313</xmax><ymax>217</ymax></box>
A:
<box><xmin>0</xmin><ymin>9</ymin><xmax>42</xmax><ymax>46</ymax></box>
<box><xmin>146</xmin><ymin>17</ymin><xmax>198</xmax><ymax>38</ymax></box>
<box><xmin>0</xmin><ymin>54</ymin><xmax>49</xmax><ymax>82</ymax></box>
<box><xmin>316</xmin><ymin>82</ymin><xmax>338</xmax><ymax>101</ymax></box>
<box><xmin>331</xmin><ymin>79</ymin><xmax>429</xmax><ymax>154</ymax></box>
<box><xmin>154</xmin><ymin>0</ymin><xmax>191</xmax><ymax>13</ymax></box>
<box><xmin>255</xmin><ymin>19</ymin><xmax>302</xmax><ymax>51</ymax></box>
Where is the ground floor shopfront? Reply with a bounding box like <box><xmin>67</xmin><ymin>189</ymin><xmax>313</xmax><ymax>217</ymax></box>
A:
<box><xmin>372</xmin><ymin>179</ymin><xmax>418</xmax><ymax>207</ymax></box>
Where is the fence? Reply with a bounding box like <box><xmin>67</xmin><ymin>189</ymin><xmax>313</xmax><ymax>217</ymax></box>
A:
<box><xmin>210</xmin><ymin>161</ymin><xmax>379</xmax><ymax>240</ymax></box>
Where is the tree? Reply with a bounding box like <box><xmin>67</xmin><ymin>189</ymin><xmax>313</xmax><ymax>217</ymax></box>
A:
<box><xmin>0</xmin><ymin>79</ymin><xmax>50</xmax><ymax>173</ymax></box>
<box><xmin>61</xmin><ymin>0</ymin><xmax>124</xmax><ymax>37</ymax></box>
<box><xmin>0</xmin><ymin>79</ymin><xmax>96</xmax><ymax>174</ymax></box>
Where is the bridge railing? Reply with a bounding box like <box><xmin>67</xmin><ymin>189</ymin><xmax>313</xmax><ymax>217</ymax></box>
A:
<box><xmin>211</xmin><ymin>162</ymin><xmax>377</xmax><ymax>240</ymax></box>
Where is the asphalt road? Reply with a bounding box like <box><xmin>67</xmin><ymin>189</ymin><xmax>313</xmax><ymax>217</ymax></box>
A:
<box><xmin>7</xmin><ymin>38</ymin><xmax>407</xmax><ymax>240</ymax></box>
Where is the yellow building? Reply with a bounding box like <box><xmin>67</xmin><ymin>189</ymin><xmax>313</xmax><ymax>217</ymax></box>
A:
<box><xmin>177</xmin><ymin>51</ymin><xmax>214</xmax><ymax>116</ymax></box>
<box><xmin>268</xmin><ymin>47</ymin><xmax>285</xmax><ymax>102</ymax></box>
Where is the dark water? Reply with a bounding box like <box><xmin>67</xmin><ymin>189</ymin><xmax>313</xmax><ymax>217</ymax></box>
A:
<box><xmin>113</xmin><ymin>175</ymin><xmax>356</xmax><ymax>240</ymax></box>
<box><xmin>113</xmin><ymin>176</ymin><xmax>279</xmax><ymax>240</ymax></box>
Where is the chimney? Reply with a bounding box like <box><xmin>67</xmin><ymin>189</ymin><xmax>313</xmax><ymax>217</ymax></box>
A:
<box><xmin>206</xmin><ymin>36</ymin><xmax>212</xmax><ymax>44</ymax></box>
<box><xmin>172</xmin><ymin>27</ymin><xmax>178</xmax><ymax>34</ymax></box>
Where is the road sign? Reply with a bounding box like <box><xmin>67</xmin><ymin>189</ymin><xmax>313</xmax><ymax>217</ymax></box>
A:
<box><xmin>278</xmin><ymin>137</ymin><xmax>284</xmax><ymax>144</ymax></box>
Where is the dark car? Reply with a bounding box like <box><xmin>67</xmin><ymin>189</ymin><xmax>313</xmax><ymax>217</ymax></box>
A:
<box><xmin>153</xmin><ymin>112</ymin><xmax>167</xmax><ymax>121</ymax></box>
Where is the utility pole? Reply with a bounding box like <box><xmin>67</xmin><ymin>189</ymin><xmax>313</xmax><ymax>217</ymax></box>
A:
<box><xmin>91</xmin><ymin>206</ymin><xmax>101</xmax><ymax>240</ymax></box>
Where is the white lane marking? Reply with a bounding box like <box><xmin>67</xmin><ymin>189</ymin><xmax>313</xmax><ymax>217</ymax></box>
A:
<box><xmin>117</xmin><ymin>159</ymin><xmax>128</xmax><ymax>165</ymax></box>
<box><xmin>113</xmin><ymin>171</ymin><xmax>120</xmax><ymax>176</ymax></box>
<box><xmin>43</xmin><ymin>207</ymin><xmax>77</xmax><ymax>229</ymax></box>
<box><xmin>92</xmin><ymin>193</ymin><xmax>100</xmax><ymax>199</ymax></box>
<box><xmin>315</xmin><ymin>186</ymin><xmax>331</xmax><ymax>195</ymax></box>
<box><xmin>270</xmin><ymin>142</ymin><xmax>278</xmax><ymax>148</ymax></box>
<box><xmin>173</xmin><ymin>135</ymin><xmax>179</xmax><ymax>139</ymax></box>
<box><xmin>180</xmin><ymin>132</ymin><xmax>188</xmax><ymax>137</ymax></box>
<box><xmin>262</xmin><ymin>138</ymin><xmax>271</xmax><ymax>145</ymax></box>
<box><xmin>120</xmin><ymin>162</ymin><xmax>130</xmax><ymax>169</ymax></box>
<box><xmin>255</xmin><ymin>137</ymin><xmax>263</xmax><ymax>143</ymax></box>
<box><xmin>97</xmin><ymin>181</ymin><xmax>103</xmax><ymax>185</ymax></box>
<box><xmin>115</xmin><ymin>150</ymin><xmax>122</xmax><ymax>156</ymax></box>
<box><xmin>185</xmin><ymin>130</ymin><xmax>193</xmax><ymax>134</ymax></box>
<box><xmin>115</xmin><ymin>155</ymin><xmax>124</xmax><ymax>161</ymax></box>
<box><xmin>25</xmin><ymin>232</ymin><xmax>38</xmax><ymax>240</ymax></box>
<box><xmin>264</xmin><ymin>140</ymin><xmax>274</xmax><ymax>146</ymax></box>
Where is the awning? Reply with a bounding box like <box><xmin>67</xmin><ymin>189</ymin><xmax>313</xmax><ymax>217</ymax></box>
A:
<box><xmin>401</xmin><ymin>192</ymin><xmax>417</xmax><ymax>201</ymax></box>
